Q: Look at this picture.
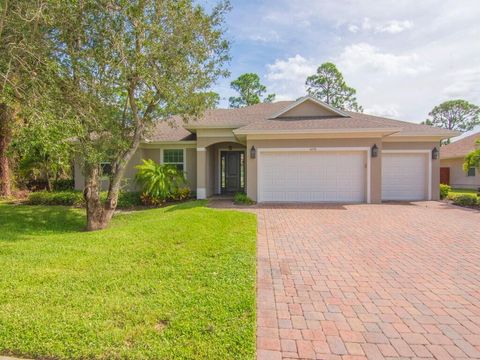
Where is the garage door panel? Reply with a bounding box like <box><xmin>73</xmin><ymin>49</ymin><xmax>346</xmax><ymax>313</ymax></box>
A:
<box><xmin>259</xmin><ymin>150</ymin><xmax>366</xmax><ymax>203</ymax></box>
<box><xmin>382</xmin><ymin>153</ymin><xmax>427</xmax><ymax>201</ymax></box>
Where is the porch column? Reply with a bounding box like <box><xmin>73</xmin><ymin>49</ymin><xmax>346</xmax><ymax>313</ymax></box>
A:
<box><xmin>196</xmin><ymin>147</ymin><xmax>207</xmax><ymax>199</ymax></box>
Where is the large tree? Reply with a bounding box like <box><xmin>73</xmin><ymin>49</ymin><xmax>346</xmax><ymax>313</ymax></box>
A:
<box><xmin>33</xmin><ymin>0</ymin><xmax>229</xmax><ymax>230</ymax></box>
<box><xmin>0</xmin><ymin>0</ymin><xmax>47</xmax><ymax>197</ymax></box>
<box><xmin>426</xmin><ymin>100</ymin><xmax>480</xmax><ymax>132</ymax></box>
<box><xmin>228</xmin><ymin>73</ymin><xmax>275</xmax><ymax>108</ymax></box>
<box><xmin>306</xmin><ymin>62</ymin><xmax>362</xmax><ymax>112</ymax></box>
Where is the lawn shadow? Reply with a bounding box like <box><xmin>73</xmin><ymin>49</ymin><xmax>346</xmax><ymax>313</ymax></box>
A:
<box><xmin>0</xmin><ymin>204</ymin><xmax>85</xmax><ymax>241</ymax></box>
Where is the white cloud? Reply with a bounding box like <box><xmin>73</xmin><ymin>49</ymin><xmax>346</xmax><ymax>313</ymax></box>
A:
<box><xmin>266</xmin><ymin>55</ymin><xmax>316</xmax><ymax>99</ymax></box>
<box><xmin>364</xmin><ymin>104</ymin><xmax>401</xmax><ymax>118</ymax></box>
<box><xmin>249</xmin><ymin>30</ymin><xmax>281</xmax><ymax>43</ymax></box>
<box><xmin>348</xmin><ymin>24</ymin><xmax>359</xmax><ymax>33</ymax></box>
<box><xmin>354</xmin><ymin>18</ymin><xmax>414</xmax><ymax>34</ymax></box>
<box><xmin>378</xmin><ymin>20</ymin><xmax>414</xmax><ymax>34</ymax></box>
<box><xmin>338</xmin><ymin>43</ymin><xmax>431</xmax><ymax>76</ymax></box>
<box><xmin>215</xmin><ymin>0</ymin><xmax>480</xmax><ymax>121</ymax></box>
<box><xmin>442</xmin><ymin>67</ymin><xmax>480</xmax><ymax>100</ymax></box>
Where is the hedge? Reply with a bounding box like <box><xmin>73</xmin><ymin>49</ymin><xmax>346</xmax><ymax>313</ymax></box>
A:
<box><xmin>452</xmin><ymin>194</ymin><xmax>479</xmax><ymax>207</ymax></box>
<box><xmin>27</xmin><ymin>191</ymin><xmax>142</xmax><ymax>208</ymax></box>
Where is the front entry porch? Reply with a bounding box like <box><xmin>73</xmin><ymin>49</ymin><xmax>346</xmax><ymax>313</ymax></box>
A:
<box><xmin>220</xmin><ymin>151</ymin><xmax>245</xmax><ymax>194</ymax></box>
<box><xmin>196</xmin><ymin>142</ymin><xmax>246</xmax><ymax>199</ymax></box>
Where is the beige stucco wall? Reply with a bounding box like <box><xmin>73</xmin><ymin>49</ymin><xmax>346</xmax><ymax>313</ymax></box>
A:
<box><xmin>186</xmin><ymin>148</ymin><xmax>197</xmax><ymax>191</ymax></box>
<box><xmin>74</xmin><ymin>145</ymin><xmax>197</xmax><ymax>193</ymax></box>
<box><xmin>73</xmin><ymin>136</ymin><xmax>441</xmax><ymax>203</ymax></box>
<box><xmin>74</xmin><ymin>149</ymin><xmax>144</xmax><ymax>191</ymax></box>
<box><xmin>441</xmin><ymin>157</ymin><xmax>480</xmax><ymax>189</ymax></box>
<box><xmin>245</xmin><ymin>138</ymin><xmax>382</xmax><ymax>203</ymax></box>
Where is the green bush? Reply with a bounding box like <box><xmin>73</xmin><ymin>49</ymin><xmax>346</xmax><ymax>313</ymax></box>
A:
<box><xmin>452</xmin><ymin>194</ymin><xmax>478</xmax><ymax>207</ymax></box>
<box><xmin>135</xmin><ymin>159</ymin><xmax>187</xmax><ymax>202</ymax></box>
<box><xmin>170</xmin><ymin>187</ymin><xmax>191</xmax><ymax>201</ymax></box>
<box><xmin>440</xmin><ymin>184</ymin><xmax>451</xmax><ymax>199</ymax></box>
<box><xmin>116</xmin><ymin>191</ymin><xmax>143</xmax><ymax>208</ymax></box>
<box><xmin>27</xmin><ymin>191</ymin><xmax>84</xmax><ymax>206</ymax></box>
<box><xmin>140</xmin><ymin>188</ymin><xmax>191</xmax><ymax>206</ymax></box>
<box><xmin>27</xmin><ymin>191</ymin><xmax>142</xmax><ymax>208</ymax></box>
<box><xmin>53</xmin><ymin>179</ymin><xmax>74</xmax><ymax>191</ymax></box>
<box><xmin>234</xmin><ymin>192</ymin><xmax>255</xmax><ymax>205</ymax></box>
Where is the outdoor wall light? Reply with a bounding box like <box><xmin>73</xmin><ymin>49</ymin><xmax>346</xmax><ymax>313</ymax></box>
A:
<box><xmin>250</xmin><ymin>145</ymin><xmax>256</xmax><ymax>159</ymax></box>
<box><xmin>432</xmin><ymin>147</ymin><xmax>439</xmax><ymax>160</ymax></box>
<box><xmin>371</xmin><ymin>144</ymin><xmax>379</xmax><ymax>158</ymax></box>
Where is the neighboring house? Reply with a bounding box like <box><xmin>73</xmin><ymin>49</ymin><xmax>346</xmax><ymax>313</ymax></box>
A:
<box><xmin>440</xmin><ymin>132</ymin><xmax>480</xmax><ymax>189</ymax></box>
<box><xmin>74</xmin><ymin>96</ymin><xmax>458</xmax><ymax>203</ymax></box>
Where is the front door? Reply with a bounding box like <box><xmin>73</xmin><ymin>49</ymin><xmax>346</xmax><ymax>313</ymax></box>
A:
<box><xmin>440</xmin><ymin>167</ymin><xmax>450</xmax><ymax>185</ymax></box>
<box><xmin>221</xmin><ymin>151</ymin><xmax>244</xmax><ymax>194</ymax></box>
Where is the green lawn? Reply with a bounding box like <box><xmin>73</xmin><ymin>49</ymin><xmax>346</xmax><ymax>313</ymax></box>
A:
<box><xmin>448</xmin><ymin>188</ymin><xmax>479</xmax><ymax>200</ymax></box>
<box><xmin>0</xmin><ymin>201</ymin><xmax>256</xmax><ymax>359</ymax></box>
<box><xmin>450</xmin><ymin>187</ymin><xmax>478</xmax><ymax>196</ymax></box>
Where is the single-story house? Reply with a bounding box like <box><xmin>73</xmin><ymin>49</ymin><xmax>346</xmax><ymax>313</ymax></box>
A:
<box><xmin>74</xmin><ymin>96</ymin><xmax>459</xmax><ymax>203</ymax></box>
<box><xmin>440</xmin><ymin>132</ymin><xmax>480</xmax><ymax>189</ymax></box>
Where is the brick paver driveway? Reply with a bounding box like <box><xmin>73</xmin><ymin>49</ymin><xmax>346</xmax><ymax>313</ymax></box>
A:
<box><xmin>255</xmin><ymin>202</ymin><xmax>480</xmax><ymax>360</ymax></box>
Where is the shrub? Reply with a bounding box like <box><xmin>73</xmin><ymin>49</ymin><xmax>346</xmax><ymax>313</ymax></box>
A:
<box><xmin>53</xmin><ymin>179</ymin><xmax>74</xmax><ymax>191</ymax></box>
<box><xmin>27</xmin><ymin>190</ymin><xmax>142</xmax><ymax>208</ymax></box>
<box><xmin>27</xmin><ymin>191</ymin><xmax>84</xmax><ymax>206</ymax></box>
<box><xmin>452</xmin><ymin>194</ymin><xmax>478</xmax><ymax>207</ymax></box>
<box><xmin>140</xmin><ymin>188</ymin><xmax>190</xmax><ymax>206</ymax></box>
<box><xmin>439</xmin><ymin>184</ymin><xmax>451</xmax><ymax>199</ymax></box>
<box><xmin>116</xmin><ymin>191</ymin><xmax>143</xmax><ymax>208</ymax></box>
<box><xmin>170</xmin><ymin>187</ymin><xmax>191</xmax><ymax>201</ymax></box>
<box><xmin>234</xmin><ymin>192</ymin><xmax>255</xmax><ymax>205</ymax></box>
<box><xmin>135</xmin><ymin>159</ymin><xmax>187</xmax><ymax>202</ymax></box>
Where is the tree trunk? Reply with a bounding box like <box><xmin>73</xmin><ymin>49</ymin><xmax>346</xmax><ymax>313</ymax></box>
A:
<box><xmin>83</xmin><ymin>164</ymin><xmax>108</xmax><ymax>231</ymax></box>
<box><xmin>82</xmin><ymin>82</ymin><xmax>146</xmax><ymax>231</ymax></box>
<box><xmin>82</xmin><ymin>162</ymin><xmax>120</xmax><ymax>231</ymax></box>
<box><xmin>0</xmin><ymin>103</ymin><xmax>13</xmax><ymax>197</ymax></box>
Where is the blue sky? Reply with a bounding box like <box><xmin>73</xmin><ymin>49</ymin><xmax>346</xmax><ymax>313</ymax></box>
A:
<box><xmin>208</xmin><ymin>0</ymin><xmax>480</xmax><ymax>131</ymax></box>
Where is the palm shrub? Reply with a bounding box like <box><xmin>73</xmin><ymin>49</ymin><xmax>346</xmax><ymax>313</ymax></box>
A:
<box><xmin>135</xmin><ymin>159</ymin><xmax>188</xmax><ymax>204</ymax></box>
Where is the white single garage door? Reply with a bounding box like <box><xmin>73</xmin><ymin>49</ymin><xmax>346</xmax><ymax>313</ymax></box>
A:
<box><xmin>258</xmin><ymin>150</ymin><xmax>366</xmax><ymax>202</ymax></box>
<box><xmin>382</xmin><ymin>152</ymin><xmax>428</xmax><ymax>201</ymax></box>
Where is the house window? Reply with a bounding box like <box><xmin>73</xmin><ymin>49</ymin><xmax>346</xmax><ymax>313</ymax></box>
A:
<box><xmin>163</xmin><ymin>149</ymin><xmax>184</xmax><ymax>171</ymax></box>
<box><xmin>467</xmin><ymin>167</ymin><xmax>476</xmax><ymax>177</ymax></box>
<box><xmin>100</xmin><ymin>162</ymin><xmax>112</xmax><ymax>177</ymax></box>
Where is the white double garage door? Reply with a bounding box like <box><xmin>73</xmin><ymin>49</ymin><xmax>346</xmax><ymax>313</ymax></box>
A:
<box><xmin>258</xmin><ymin>149</ymin><xmax>430</xmax><ymax>203</ymax></box>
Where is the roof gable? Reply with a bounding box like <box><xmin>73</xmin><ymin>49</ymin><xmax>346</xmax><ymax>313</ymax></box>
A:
<box><xmin>270</xmin><ymin>96</ymin><xmax>349</xmax><ymax>119</ymax></box>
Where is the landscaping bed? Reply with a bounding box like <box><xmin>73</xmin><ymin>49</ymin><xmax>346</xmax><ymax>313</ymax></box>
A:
<box><xmin>441</xmin><ymin>185</ymin><xmax>480</xmax><ymax>209</ymax></box>
<box><xmin>0</xmin><ymin>201</ymin><xmax>256</xmax><ymax>359</ymax></box>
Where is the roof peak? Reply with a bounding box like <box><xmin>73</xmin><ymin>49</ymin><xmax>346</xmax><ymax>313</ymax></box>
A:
<box><xmin>270</xmin><ymin>95</ymin><xmax>349</xmax><ymax>119</ymax></box>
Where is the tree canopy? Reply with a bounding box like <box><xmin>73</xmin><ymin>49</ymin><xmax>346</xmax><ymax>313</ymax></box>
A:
<box><xmin>426</xmin><ymin>100</ymin><xmax>480</xmax><ymax>132</ymax></box>
<box><xmin>228</xmin><ymin>73</ymin><xmax>275</xmax><ymax>108</ymax></box>
<box><xmin>2</xmin><ymin>0</ymin><xmax>230</xmax><ymax>230</ymax></box>
<box><xmin>305</xmin><ymin>62</ymin><xmax>362</xmax><ymax>112</ymax></box>
<box><xmin>0</xmin><ymin>0</ymin><xmax>49</xmax><ymax>197</ymax></box>
<box><xmin>464</xmin><ymin>139</ymin><xmax>480</xmax><ymax>173</ymax></box>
